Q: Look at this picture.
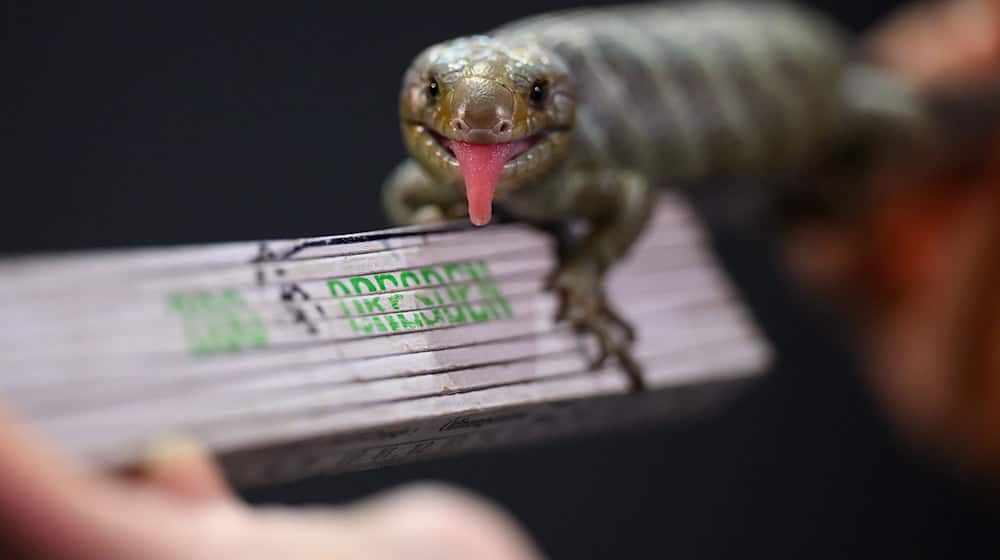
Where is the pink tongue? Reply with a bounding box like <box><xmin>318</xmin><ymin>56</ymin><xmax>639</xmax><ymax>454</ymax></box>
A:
<box><xmin>449</xmin><ymin>140</ymin><xmax>515</xmax><ymax>226</ymax></box>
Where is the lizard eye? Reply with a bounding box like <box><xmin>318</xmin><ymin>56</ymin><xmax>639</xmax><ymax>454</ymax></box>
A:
<box><xmin>529</xmin><ymin>80</ymin><xmax>546</xmax><ymax>103</ymax></box>
<box><xmin>427</xmin><ymin>78</ymin><xmax>439</xmax><ymax>99</ymax></box>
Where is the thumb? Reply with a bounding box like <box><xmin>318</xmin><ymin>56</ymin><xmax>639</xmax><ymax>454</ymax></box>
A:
<box><xmin>243</xmin><ymin>482</ymin><xmax>548</xmax><ymax>560</ymax></box>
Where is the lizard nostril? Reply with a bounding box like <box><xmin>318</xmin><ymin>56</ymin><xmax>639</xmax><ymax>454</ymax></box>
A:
<box><xmin>449</xmin><ymin>118</ymin><xmax>468</xmax><ymax>133</ymax></box>
<box><xmin>494</xmin><ymin>120</ymin><xmax>513</xmax><ymax>135</ymax></box>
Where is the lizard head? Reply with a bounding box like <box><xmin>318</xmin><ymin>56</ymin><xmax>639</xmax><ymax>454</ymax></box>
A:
<box><xmin>399</xmin><ymin>35</ymin><xmax>575</xmax><ymax>225</ymax></box>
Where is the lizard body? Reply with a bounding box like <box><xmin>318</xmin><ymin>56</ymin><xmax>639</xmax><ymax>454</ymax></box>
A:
<box><xmin>382</xmin><ymin>0</ymin><xmax>924</xmax><ymax>389</ymax></box>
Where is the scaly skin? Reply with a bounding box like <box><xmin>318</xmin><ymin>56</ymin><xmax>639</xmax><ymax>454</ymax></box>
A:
<box><xmin>382</xmin><ymin>1</ymin><xmax>925</xmax><ymax>390</ymax></box>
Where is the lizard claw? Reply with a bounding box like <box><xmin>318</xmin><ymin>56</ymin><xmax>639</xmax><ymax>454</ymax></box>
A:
<box><xmin>550</xmin><ymin>260</ymin><xmax>645</xmax><ymax>391</ymax></box>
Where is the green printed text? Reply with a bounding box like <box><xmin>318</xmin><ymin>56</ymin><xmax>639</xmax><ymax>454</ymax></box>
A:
<box><xmin>167</xmin><ymin>289</ymin><xmax>269</xmax><ymax>355</ymax></box>
<box><xmin>327</xmin><ymin>260</ymin><xmax>514</xmax><ymax>336</ymax></box>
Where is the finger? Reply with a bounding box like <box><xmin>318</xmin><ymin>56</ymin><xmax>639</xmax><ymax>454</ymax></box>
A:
<box><xmin>943</xmin><ymin>144</ymin><xmax>1000</xmax><ymax>468</ymax></box>
<box><xmin>0</xmin><ymin>405</ymin><xmax>129</xmax><ymax>559</ymax></box>
<box><xmin>332</xmin><ymin>483</ymin><xmax>547</xmax><ymax>560</ymax></box>
<box><xmin>150</xmin><ymin>482</ymin><xmax>544</xmax><ymax>560</ymax></box>
<box><xmin>869</xmin><ymin>144</ymin><xmax>1000</xmax><ymax>470</ymax></box>
<box><xmin>872</xmin><ymin>0</ymin><xmax>1000</xmax><ymax>87</ymax></box>
<box><xmin>0</xmin><ymin>406</ymin><xmax>242</xmax><ymax>559</ymax></box>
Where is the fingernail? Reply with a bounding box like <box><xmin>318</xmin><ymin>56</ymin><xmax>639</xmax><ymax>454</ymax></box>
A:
<box><xmin>144</xmin><ymin>434</ymin><xmax>207</xmax><ymax>466</ymax></box>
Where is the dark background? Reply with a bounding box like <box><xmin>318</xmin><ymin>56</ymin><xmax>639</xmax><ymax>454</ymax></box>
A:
<box><xmin>4</xmin><ymin>1</ymin><xmax>999</xmax><ymax>558</ymax></box>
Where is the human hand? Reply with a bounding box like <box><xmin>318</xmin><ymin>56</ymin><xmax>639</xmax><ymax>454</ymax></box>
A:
<box><xmin>782</xmin><ymin>0</ymin><xmax>1000</xmax><ymax>479</ymax></box>
<box><xmin>869</xmin><ymin>0</ymin><xmax>999</xmax><ymax>90</ymax></box>
<box><xmin>0</xmin><ymin>407</ymin><xmax>545</xmax><ymax>560</ymax></box>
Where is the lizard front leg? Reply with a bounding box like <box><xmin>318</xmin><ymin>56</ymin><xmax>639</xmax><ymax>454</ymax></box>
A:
<box><xmin>548</xmin><ymin>167</ymin><xmax>657</xmax><ymax>391</ymax></box>
<box><xmin>382</xmin><ymin>159</ymin><xmax>466</xmax><ymax>226</ymax></box>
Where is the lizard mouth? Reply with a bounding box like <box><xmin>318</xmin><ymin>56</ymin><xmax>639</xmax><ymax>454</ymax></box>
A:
<box><xmin>427</xmin><ymin>128</ymin><xmax>545</xmax><ymax>170</ymax></box>
<box><xmin>430</xmin><ymin>128</ymin><xmax>548</xmax><ymax>225</ymax></box>
<box><xmin>405</xmin><ymin>120</ymin><xmax>565</xmax><ymax>177</ymax></box>
<box><xmin>404</xmin><ymin>121</ymin><xmax>569</xmax><ymax>225</ymax></box>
